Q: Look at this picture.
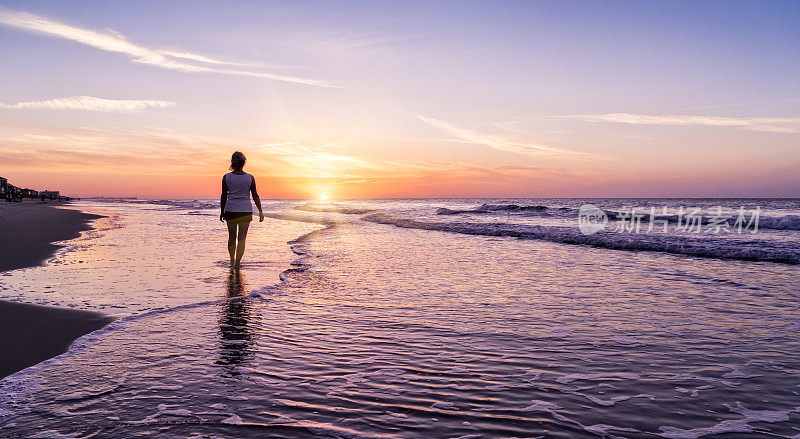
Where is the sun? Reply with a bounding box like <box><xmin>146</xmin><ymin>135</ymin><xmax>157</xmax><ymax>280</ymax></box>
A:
<box><xmin>318</xmin><ymin>194</ymin><xmax>329</xmax><ymax>201</ymax></box>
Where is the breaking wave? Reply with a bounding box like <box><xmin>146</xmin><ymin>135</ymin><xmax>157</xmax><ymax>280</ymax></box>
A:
<box><xmin>434</xmin><ymin>203</ymin><xmax>800</xmax><ymax>231</ymax></box>
<box><xmin>603</xmin><ymin>212</ymin><xmax>800</xmax><ymax>231</ymax></box>
<box><xmin>363</xmin><ymin>213</ymin><xmax>800</xmax><ymax>264</ymax></box>
<box><xmin>436</xmin><ymin>203</ymin><xmax>552</xmax><ymax>215</ymax></box>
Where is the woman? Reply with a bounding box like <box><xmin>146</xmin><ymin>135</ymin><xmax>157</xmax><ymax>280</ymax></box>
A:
<box><xmin>220</xmin><ymin>151</ymin><xmax>264</xmax><ymax>268</ymax></box>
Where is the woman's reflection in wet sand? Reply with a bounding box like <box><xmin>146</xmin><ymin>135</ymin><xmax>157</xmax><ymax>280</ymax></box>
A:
<box><xmin>216</xmin><ymin>269</ymin><xmax>257</xmax><ymax>377</ymax></box>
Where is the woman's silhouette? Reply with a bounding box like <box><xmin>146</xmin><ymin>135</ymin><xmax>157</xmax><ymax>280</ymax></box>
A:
<box><xmin>220</xmin><ymin>151</ymin><xmax>264</xmax><ymax>268</ymax></box>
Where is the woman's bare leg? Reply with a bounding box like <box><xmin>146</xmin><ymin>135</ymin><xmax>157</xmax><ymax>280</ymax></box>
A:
<box><xmin>234</xmin><ymin>222</ymin><xmax>250</xmax><ymax>268</ymax></box>
<box><xmin>227</xmin><ymin>221</ymin><xmax>237</xmax><ymax>267</ymax></box>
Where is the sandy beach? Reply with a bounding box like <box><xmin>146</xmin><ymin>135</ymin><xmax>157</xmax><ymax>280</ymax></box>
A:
<box><xmin>0</xmin><ymin>201</ymin><xmax>113</xmax><ymax>379</ymax></box>
<box><xmin>0</xmin><ymin>201</ymin><xmax>103</xmax><ymax>272</ymax></box>
<box><xmin>0</xmin><ymin>301</ymin><xmax>115</xmax><ymax>378</ymax></box>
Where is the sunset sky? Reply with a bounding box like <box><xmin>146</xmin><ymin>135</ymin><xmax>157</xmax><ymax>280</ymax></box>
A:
<box><xmin>1</xmin><ymin>0</ymin><xmax>799</xmax><ymax>198</ymax></box>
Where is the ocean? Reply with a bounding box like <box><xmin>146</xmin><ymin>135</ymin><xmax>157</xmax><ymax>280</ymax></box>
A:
<box><xmin>1</xmin><ymin>198</ymin><xmax>799</xmax><ymax>438</ymax></box>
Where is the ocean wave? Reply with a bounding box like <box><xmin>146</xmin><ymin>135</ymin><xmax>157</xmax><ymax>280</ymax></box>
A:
<box><xmin>743</xmin><ymin>214</ymin><xmax>800</xmax><ymax>230</ymax></box>
<box><xmin>295</xmin><ymin>203</ymin><xmax>374</xmax><ymax>215</ymax></box>
<box><xmin>362</xmin><ymin>213</ymin><xmax>800</xmax><ymax>264</ymax></box>
<box><xmin>604</xmin><ymin>212</ymin><xmax>800</xmax><ymax>231</ymax></box>
<box><xmin>436</xmin><ymin>203</ymin><xmax>551</xmax><ymax>215</ymax></box>
<box><xmin>435</xmin><ymin>203</ymin><xmax>800</xmax><ymax>231</ymax></box>
<box><xmin>156</xmin><ymin>200</ymin><xmax>217</xmax><ymax>209</ymax></box>
<box><xmin>126</xmin><ymin>199</ymin><xmax>220</xmax><ymax>210</ymax></box>
<box><xmin>263</xmin><ymin>212</ymin><xmax>339</xmax><ymax>226</ymax></box>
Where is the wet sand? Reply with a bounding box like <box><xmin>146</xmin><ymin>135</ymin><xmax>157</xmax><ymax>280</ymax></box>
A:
<box><xmin>0</xmin><ymin>201</ymin><xmax>103</xmax><ymax>271</ymax></box>
<box><xmin>0</xmin><ymin>301</ymin><xmax>115</xmax><ymax>378</ymax></box>
<box><xmin>0</xmin><ymin>201</ymin><xmax>114</xmax><ymax>379</ymax></box>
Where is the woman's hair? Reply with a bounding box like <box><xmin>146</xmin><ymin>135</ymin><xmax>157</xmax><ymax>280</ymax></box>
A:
<box><xmin>230</xmin><ymin>151</ymin><xmax>246</xmax><ymax>170</ymax></box>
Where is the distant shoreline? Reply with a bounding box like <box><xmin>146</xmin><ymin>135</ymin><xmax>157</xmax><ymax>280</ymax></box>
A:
<box><xmin>0</xmin><ymin>201</ymin><xmax>115</xmax><ymax>379</ymax></box>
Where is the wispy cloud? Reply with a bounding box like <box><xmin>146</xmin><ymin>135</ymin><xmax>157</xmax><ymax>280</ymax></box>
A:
<box><xmin>0</xmin><ymin>9</ymin><xmax>336</xmax><ymax>87</ymax></box>
<box><xmin>559</xmin><ymin>113</ymin><xmax>800</xmax><ymax>133</ymax></box>
<box><xmin>0</xmin><ymin>96</ymin><xmax>175</xmax><ymax>112</ymax></box>
<box><xmin>657</xmin><ymin>98</ymin><xmax>800</xmax><ymax>113</ymax></box>
<box><xmin>303</xmin><ymin>25</ymin><xmax>417</xmax><ymax>58</ymax></box>
<box><xmin>415</xmin><ymin>114</ymin><xmax>596</xmax><ymax>157</ymax></box>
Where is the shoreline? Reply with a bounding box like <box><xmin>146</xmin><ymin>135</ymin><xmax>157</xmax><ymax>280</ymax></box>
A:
<box><xmin>0</xmin><ymin>201</ymin><xmax>104</xmax><ymax>272</ymax></box>
<box><xmin>0</xmin><ymin>201</ymin><xmax>115</xmax><ymax>379</ymax></box>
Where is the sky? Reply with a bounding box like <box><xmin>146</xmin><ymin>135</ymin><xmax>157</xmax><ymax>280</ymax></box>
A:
<box><xmin>1</xmin><ymin>0</ymin><xmax>799</xmax><ymax>198</ymax></box>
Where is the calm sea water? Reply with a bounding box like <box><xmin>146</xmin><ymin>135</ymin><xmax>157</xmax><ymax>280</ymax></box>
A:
<box><xmin>1</xmin><ymin>198</ymin><xmax>799</xmax><ymax>438</ymax></box>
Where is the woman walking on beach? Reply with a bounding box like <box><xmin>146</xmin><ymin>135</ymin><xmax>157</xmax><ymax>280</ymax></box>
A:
<box><xmin>220</xmin><ymin>151</ymin><xmax>264</xmax><ymax>269</ymax></box>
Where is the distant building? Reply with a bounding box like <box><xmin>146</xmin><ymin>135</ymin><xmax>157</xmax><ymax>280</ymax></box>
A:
<box><xmin>41</xmin><ymin>190</ymin><xmax>60</xmax><ymax>200</ymax></box>
<box><xmin>20</xmin><ymin>188</ymin><xmax>39</xmax><ymax>198</ymax></box>
<box><xmin>1</xmin><ymin>181</ymin><xmax>64</xmax><ymax>202</ymax></box>
<box><xmin>7</xmin><ymin>184</ymin><xmax>21</xmax><ymax>201</ymax></box>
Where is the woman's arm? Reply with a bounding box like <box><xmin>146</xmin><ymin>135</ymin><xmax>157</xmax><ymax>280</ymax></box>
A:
<box><xmin>220</xmin><ymin>175</ymin><xmax>228</xmax><ymax>222</ymax></box>
<box><xmin>250</xmin><ymin>176</ymin><xmax>264</xmax><ymax>222</ymax></box>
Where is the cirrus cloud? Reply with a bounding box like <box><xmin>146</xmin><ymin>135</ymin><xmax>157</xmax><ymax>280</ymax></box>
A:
<box><xmin>415</xmin><ymin>114</ymin><xmax>610</xmax><ymax>159</ymax></box>
<box><xmin>558</xmin><ymin>113</ymin><xmax>800</xmax><ymax>133</ymax></box>
<box><xmin>0</xmin><ymin>96</ymin><xmax>176</xmax><ymax>113</ymax></box>
<box><xmin>0</xmin><ymin>8</ymin><xmax>337</xmax><ymax>88</ymax></box>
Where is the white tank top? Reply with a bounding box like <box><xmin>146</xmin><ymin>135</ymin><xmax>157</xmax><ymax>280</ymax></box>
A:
<box><xmin>224</xmin><ymin>172</ymin><xmax>253</xmax><ymax>212</ymax></box>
